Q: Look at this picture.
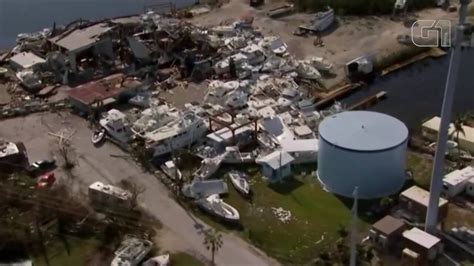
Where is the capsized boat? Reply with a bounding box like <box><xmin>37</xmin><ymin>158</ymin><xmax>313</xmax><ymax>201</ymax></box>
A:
<box><xmin>228</xmin><ymin>170</ymin><xmax>250</xmax><ymax>196</ymax></box>
<box><xmin>196</xmin><ymin>194</ymin><xmax>240</xmax><ymax>222</ymax></box>
<box><xmin>160</xmin><ymin>160</ymin><xmax>182</xmax><ymax>180</ymax></box>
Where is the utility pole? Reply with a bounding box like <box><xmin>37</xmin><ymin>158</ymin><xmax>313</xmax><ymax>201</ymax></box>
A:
<box><xmin>425</xmin><ymin>0</ymin><xmax>470</xmax><ymax>233</ymax></box>
<box><xmin>350</xmin><ymin>186</ymin><xmax>359</xmax><ymax>266</ymax></box>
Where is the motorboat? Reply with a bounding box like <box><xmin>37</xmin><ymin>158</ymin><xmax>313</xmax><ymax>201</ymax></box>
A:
<box><xmin>131</xmin><ymin>101</ymin><xmax>179</xmax><ymax>135</ymax></box>
<box><xmin>296</xmin><ymin>61</ymin><xmax>321</xmax><ymax>80</ymax></box>
<box><xmin>320</xmin><ymin>101</ymin><xmax>345</xmax><ymax>117</ymax></box>
<box><xmin>111</xmin><ymin>237</ymin><xmax>153</xmax><ymax>266</ymax></box>
<box><xmin>196</xmin><ymin>194</ymin><xmax>240</xmax><ymax>222</ymax></box>
<box><xmin>143</xmin><ymin>254</ymin><xmax>170</xmax><ymax>266</ymax></box>
<box><xmin>193</xmin><ymin>154</ymin><xmax>224</xmax><ymax>180</ymax></box>
<box><xmin>16</xmin><ymin>69</ymin><xmax>43</xmax><ymax>92</ymax></box>
<box><xmin>241</xmin><ymin>44</ymin><xmax>266</xmax><ymax>65</ymax></box>
<box><xmin>270</xmin><ymin>38</ymin><xmax>288</xmax><ymax>55</ymax></box>
<box><xmin>182</xmin><ymin>179</ymin><xmax>228</xmax><ymax>199</ymax></box>
<box><xmin>277</xmin><ymin>87</ymin><xmax>303</xmax><ymax>107</ymax></box>
<box><xmin>140</xmin><ymin>112</ymin><xmax>208</xmax><ymax>157</ymax></box>
<box><xmin>309</xmin><ymin>57</ymin><xmax>333</xmax><ymax>72</ymax></box>
<box><xmin>298</xmin><ymin>7</ymin><xmax>335</xmax><ymax>33</ymax></box>
<box><xmin>94</xmin><ymin>109</ymin><xmax>133</xmax><ymax>145</ymax></box>
<box><xmin>228</xmin><ymin>170</ymin><xmax>250</xmax><ymax>196</ymax></box>
<box><xmin>261</xmin><ymin>56</ymin><xmax>284</xmax><ymax>72</ymax></box>
<box><xmin>222</xmin><ymin>146</ymin><xmax>255</xmax><ymax>164</ymax></box>
<box><xmin>160</xmin><ymin>160</ymin><xmax>182</xmax><ymax>180</ymax></box>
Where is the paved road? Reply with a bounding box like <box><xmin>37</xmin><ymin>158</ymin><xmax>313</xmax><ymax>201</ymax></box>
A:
<box><xmin>0</xmin><ymin>112</ymin><xmax>278</xmax><ymax>266</ymax></box>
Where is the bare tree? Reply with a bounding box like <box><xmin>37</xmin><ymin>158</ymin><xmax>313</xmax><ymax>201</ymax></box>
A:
<box><xmin>119</xmin><ymin>178</ymin><xmax>145</xmax><ymax>209</ymax></box>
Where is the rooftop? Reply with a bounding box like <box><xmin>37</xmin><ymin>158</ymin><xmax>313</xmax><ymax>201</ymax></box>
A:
<box><xmin>89</xmin><ymin>181</ymin><xmax>132</xmax><ymax>201</ymax></box>
<box><xmin>423</xmin><ymin>116</ymin><xmax>474</xmax><ymax>144</ymax></box>
<box><xmin>258</xmin><ymin>150</ymin><xmax>294</xmax><ymax>170</ymax></box>
<box><xmin>49</xmin><ymin>23</ymin><xmax>112</xmax><ymax>51</ymax></box>
<box><xmin>9</xmin><ymin>52</ymin><xmax>45</xmax><ymax>69</ymax></box>
<box><xmin>403</xmin><ymin>227</ymin><xmax>440</xmax><ymax>249</ymax></box>
<box><xmin>281</xmin><ymin>138</ymin><xmax>319</xmax><ymax>153</ymax></box>
<box><xmin>443</xmin><ymin>166</ymin><xmax>474</xmax><ymax>186</ymax></box>
<box><xmin>68</xmin><ymin>73</ymin><xmax>142</xmax><ymax>105</ymax></box>
<box><xmin>319</xmin><ymin>111</ymin><xmax>408</xmax><ymax>152</ymax></box>
<box><xmin>400</xmin><ymin>185</ymin><xmax>448</xmax><ymax>208</ymax></box>
<box><xmin>207</xmin><ymin>125</ymin><xmax>253</xmax><ymax>143</ymax></box>
<box><xmin>372</xmin><ymin>215</ymin><xmax>405</xmax><ymax>236</ymax></box>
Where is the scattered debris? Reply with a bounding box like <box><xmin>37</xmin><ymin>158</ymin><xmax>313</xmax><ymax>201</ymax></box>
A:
<box><xmin>271</xmin><ymin>207</ymin><xmax>292</xmax><ymax>223</ymax></box>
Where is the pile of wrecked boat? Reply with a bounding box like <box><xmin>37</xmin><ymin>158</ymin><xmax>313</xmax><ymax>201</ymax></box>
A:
<box><xmin>1</xmin><ymin>8</ymin><xmax>350</xmax><ymax>224</ymax></box>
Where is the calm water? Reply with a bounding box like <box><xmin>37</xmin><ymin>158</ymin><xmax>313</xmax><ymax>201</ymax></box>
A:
<box><xmin>0</xmin><ymin>1</ymin><xmax>473</xmax><ymax>128</ymax></box>
<box><xmin>344</xmin><ymin>50</ymin><xmax>474</xmax><ymax>130</ymax></box>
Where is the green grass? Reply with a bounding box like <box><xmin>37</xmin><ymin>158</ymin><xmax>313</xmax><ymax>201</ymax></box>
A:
<box><xmin>406</xmin><ymin>151</ymin><xmax>434</xmax><ymax>189</ymax></box>
<box><xmin>34</xmin><ymin>237</ymin><xmax>102</xmax><ymax>266</ymax></box>
<box><xmin>193</xmin><ymin>166</ymin><xmax>368</xmax><ymax>264</ymax></box>
<box><xmin>172</xmin><ymin>252</ymin><xmax>205</xmax><ymax>266</ymax></box>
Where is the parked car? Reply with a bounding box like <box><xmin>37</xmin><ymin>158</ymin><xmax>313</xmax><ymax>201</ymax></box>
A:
<box><xmin>27</xmin><ymin>159</ymin><xmax>56</xmax><ymax>176</ymax></box>
<box><xmin>36</xmin><ymin>172</ymin><xmax>56</xmax><ymax>189</ymax></box>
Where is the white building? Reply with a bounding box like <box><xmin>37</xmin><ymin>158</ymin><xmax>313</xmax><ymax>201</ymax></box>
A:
<box><xmin>442</xmin><ymin>166</ymin><xmax>474</xmax><ymax>198</ymax></box>
<box><xmin>281</xmin><ymin>138</ymin><xmax>319</xmax><ymax>164</ymax></box>
<box><xmin>257</xmin><ymin>150</ymin><xmax>294</xmax><ymax>182</ymax></box>
<box><xmin>88</xmin><ymin>182</ymin><xmax>133</xmax><ymax>210</ymax></box>
<box><xmin>9</xmin><ymin>52</ymin><xmax>45</xmax><ymax>71</ymax></box>
<box><xmin>402</xmin><ymin>227</ymin><xmax>442</xmax><ymax>261</ymax></box>
<box><xmin>422</xmin><ymin>116</ymin><xmax>474</xmax><ymax>153</ymax></box>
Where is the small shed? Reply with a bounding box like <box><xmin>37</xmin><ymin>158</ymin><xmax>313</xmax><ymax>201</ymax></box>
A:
<box><xmin>9</xmin><ymin>52</ymin><xmax>45</xmax><ymax>70</ymax></box>
<box><xmin>257</xmin><ymin>150</ymin><xmax>294</xmax><ymax>182</ymax></box>
<box><xmin>369</xmin><ymin>215</ymin><xmax>406</xmax><ymax>250</ymax></box>
<box><xmin>399</xmin><ymin>186</ymin><xmax>448</xmax><ymax>223</ymax></box>
<box><xmin>442</xmin><ymin>166</ymin><xmax>474</xmax><ymax>198</ymax></box>
<box><xmin>402</xmin><ymin>227</ymin><xmax>442</xmax><ymax>260</ymax></box>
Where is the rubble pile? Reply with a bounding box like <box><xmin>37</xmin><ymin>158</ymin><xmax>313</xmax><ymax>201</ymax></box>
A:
<box><xmin>271</xmin><ymin>207</ymin><xmax>292</xmax><ymax>223</ymax></box>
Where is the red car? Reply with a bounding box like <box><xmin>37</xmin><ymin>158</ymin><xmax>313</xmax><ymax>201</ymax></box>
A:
<box><xmin>36</xmin><ymin>172</ymin><xmax>56</xmax><ymax>189</ymax></box>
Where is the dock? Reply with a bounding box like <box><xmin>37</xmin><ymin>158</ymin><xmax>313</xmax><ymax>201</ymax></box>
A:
<box><xmin>348</xmin><ymin>91</ymin><xmax>387</xmax><ymax>110</ymax></box>
<box><xmin>381</xmin><ymin>47</ymin><xmax>447</xmax><ymax>76</ymax></box>
<box><xmin>315</xmin><ymin>82</ymin><xmax>364</xmax><ymax>110</ymax></box>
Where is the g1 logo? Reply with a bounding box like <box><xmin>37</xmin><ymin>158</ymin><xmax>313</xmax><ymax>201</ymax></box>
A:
<box><xmin>411</xmin><ymin>20</ymin><xmax>451</xmax><ymax>47</ymax></box>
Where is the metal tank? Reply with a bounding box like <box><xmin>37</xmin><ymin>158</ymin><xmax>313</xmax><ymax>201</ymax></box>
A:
<box><xmin>317</xmin><ymin>111</ymin><xmax>408</xmax><ymax>199</ymax></box>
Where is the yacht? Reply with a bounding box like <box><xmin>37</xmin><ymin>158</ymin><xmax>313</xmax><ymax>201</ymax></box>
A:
<box><xmin>93</xmin><ymin>109</ymin><xmax>132</xmax><ymax>145</ymax></box>
<box><xmin>277</xmin><ymin>87</ymin><xmax>303</xmax><ymax>107</ymax></box>
<box><xmin>131</xmin><ymin>101</ymin><xmax>179</xmax><ymax>135</ymax></box>
<box><xmin>139</xmin><ymin>112</ymin><xmax>208</xmax><ymax>157</ymax></box>
<box><xmin>196</xmin><ymin>194</ymin><xmax>240</xmax><ymax>222</ymax></box>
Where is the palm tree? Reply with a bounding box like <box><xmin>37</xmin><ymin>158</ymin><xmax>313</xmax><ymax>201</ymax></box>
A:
<box><xmin>203</xmin><ymin>228</ymin><xmax>223</xmax><ymax>265</ymax></box>
<box><xmin>450</xmin><ymin>114</ymin><xmax>467</xmax><ymax>162</ymax></box>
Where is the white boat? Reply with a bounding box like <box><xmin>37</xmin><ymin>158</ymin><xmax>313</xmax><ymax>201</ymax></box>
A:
<box><xmin>16</xmin><ymin>69</ymin><xmax>42</xmax><ymax>91</ymax></box>
<box><xmin>193</xmin><ymin>154</ymin><xmax>224</xmax><ymax>180</ymax></box>
<box><xmin>277</xmin><ymin>87</ymin><xmax>303</xmax><ymax>107</ymax></box>
<box><xmin>299</xmin><ymin>7</ymin><xmax>335</xmax><ymax>32</ymax></box>
<box><xmin>160</xmin><ymin>160</ymin><xmax>182</xmax><ymax>180</ymax></box>
<box><xmin>241</xmin><ymin>44</ymin><xmax>266</xmax><ymax>65</ymax></box>
<box><xmin>394</xmin><ymin>0</ymin><xmax>407</xmax><ymax>9</ymax></box>
<box><xmin>182</xmin><ymin>179</ymin><xmax>228</xmax><ymax>199</ymax></box>
<box><xmin>196</xmin><ymin>194</ymin><xmax>240</xmax><ymax>222</ymax></box>
<box><xmin>228</xmin><ymin>170</ymin><xmax>250</xmax><ymax>196</ymax></box>
<box><xmin>222</xmin><ymin>146</ymin><xmax>255</xmax><ymax>164</ymax></box>
<box><xmin>98</xmin><ymin>109</ymin><xmax>133</xmax><ymax>144</ymax></box>
<box><xmin>143</xmin><ymin>254</ymin><xmax>170</xmax><ymax>266</ymax></box>
<box><xmin>131</xmin><ymin>101</ymin><xmax>179</xmax><ymax>135</ymax></box>
<box><xmin>139</xmin><ymin>112</ymin><xmax>208</xmax><ymax>157</ymax></box>
<box><xmin>111</xmin><ymin>237</ymin><xmax>153</xmax><ymax>266</ymax></box>
<box><xmin>296</xmin><ymin>61</ymin><xmax>321</xmax><ymax>80</ymax></box>
<box><xmin>320</xmin><ymin>101</ymin><xmax>345</xmax><ymax>117</ymax></box>
<box><xmin>309</xmin><ymin>57</ymin><xmax>333</xmax><ymax>72</ymax></box>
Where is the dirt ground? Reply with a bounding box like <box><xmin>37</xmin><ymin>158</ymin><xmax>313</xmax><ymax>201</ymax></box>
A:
<box><xmin>191</xmin><ymin>0</ymin><xmax>459</xmax><ymax>88</ymax></box>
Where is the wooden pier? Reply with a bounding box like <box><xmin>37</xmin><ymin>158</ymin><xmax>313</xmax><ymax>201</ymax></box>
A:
<box><xmin>315</xmin><ymin>82</ymin><xmax>364</xmax><ymax>110</ymax></box>
<box><xmin>348</xmin><ymin>91</ymin><xmax>387</xmax><ymax>110</ymax></box>
<box><xmin>381</xmin><ymin>47</ymin><xmax>447</xmax><ymax>76</ymax></box>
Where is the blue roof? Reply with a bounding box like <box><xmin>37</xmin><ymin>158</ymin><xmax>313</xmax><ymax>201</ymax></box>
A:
<box><xmin>319</xmin><ymin>111</ymin><xmax>408</xmax><ymax>151</ymax></box>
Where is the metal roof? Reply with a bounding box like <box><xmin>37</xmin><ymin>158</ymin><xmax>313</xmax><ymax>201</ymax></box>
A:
<box><xmin>443</xmin><ymin>166</ymin><xmax>474</xmax><ymax>186</ymax></box>
<box><xmin>258</xmin><ymin>150</ymin><xmax>294</xmax><ymax>170</ymax></box>
<box><xmin>9</xmin><ymin>52</ymin><xmax>45</xmax><ymax>69</ymax></box>
<box><xmin>400</xmin><ymin>186</ymin><xmax>448</xmax><ymax>207</ymax></box>
<box><xmin>49</xmin><ymin>23</ymin><xmax>112</xmax><ymax>51</ymax></box>
<box><xmin>403</xmin><ymin>228</ymin><xmax>440</xmax><ymax>249</ymax></box>
<box><xmin>319</xmin><ymin>111</ymin><xmax>408</xmax><ymax>152</ymax></box>
<box><xmin>68</xmin><ymin>73</ymin><xmax>142</xmax><ymax>105</ymax></box>
<box><xmin>372</xmin><ymin>215</ymin><xmax>405</xmax><ymax>236</ymax></box>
